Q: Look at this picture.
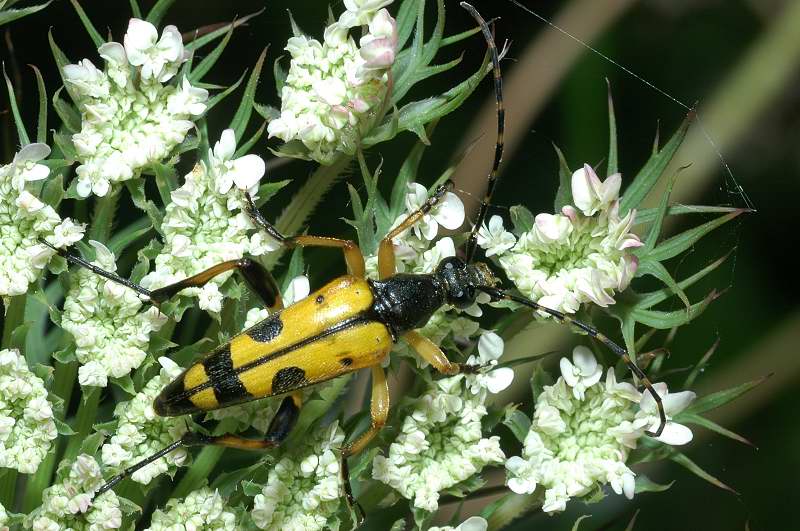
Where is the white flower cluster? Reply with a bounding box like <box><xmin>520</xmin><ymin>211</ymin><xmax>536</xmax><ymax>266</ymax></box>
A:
<box><xmin>268</xmin><ymin>1</ymin><xmax>397</xmax><ymax>164</ymax></box>
<box><xmin>372</xmin><ymin>376</ymin><xmax>505</xmax><ymax>513</ymax></box>
<box><xmin>0</xmin><ymin>349</ymin><xmax>57</xmax><ymax>474</ymax></box>
<box><xmin>0</xmin><ymin>502</ymin><xmax>7</xmax><ymax>531</ymax></box>
<box><xmin>26</xmin><ymin>454</ymin><xmax>122</xmax><ymax>531</ymax></box>
<box><xmin>429</xmin><ymin>516</ymin><xmax>488</xmax><ymax>531</ymax></box>
<box><xmin>504</xmin><ymin>346</ymin><xmax>695</xmax><ymax>513</ymax></box>
<box><xmin>100</xmin><ymin>357</ymin><xmax>189</xmax><ymax>485</ymax></box>
<box><xmin>64</xmin><ymin>18</ymin><xmax>208</xmax><ymax>197</ymax></box>
<box><xmin>0</xmin><ymin>144</ymin><xmax>85</xmax><ymax>296</ymax></box>
<box><xmin>141</xmin><ymin>129</ymin><xmax>274</xmax><ymax>313</ymax></box>
<box><xmin>61</xmin><ymin>241</ymin><xmax>167</xmax><ymax>388</ymax></box>
<box><xmin>480</xmin><ymin>165</ymin><xmax>642</xmax><ymax>314</ymax></box>
<box><xmin>145</xmin><ymin>487</ymin><xmax>239</xmax><ymax>530</ymax></box>
<box><xmin>250</xmin><ymin>422</ymin><xmax>344</xmax><ymax>531</ymax></box>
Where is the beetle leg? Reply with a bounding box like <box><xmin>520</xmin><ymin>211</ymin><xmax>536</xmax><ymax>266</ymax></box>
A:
<box><xmin>402</xmin><ymin>330</ymin><xmax>480</xmax><ymax>375</ymax></box>
<box><xmin>340</xmin><ymin>366</ymin><xmax>389</xmax><ymax>521</ymax></box>
<box><xmin>377</xmin><ymin>182</ymin><xmax>453</xmax><ymax>279</ymax></box>
<box><xmin>243</xmin><ymin>193</ymin><xmax>366</xmax><ymax>278</ymax></box>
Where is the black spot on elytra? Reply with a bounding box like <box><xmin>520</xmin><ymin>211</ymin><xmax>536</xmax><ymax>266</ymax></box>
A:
<box><xmin>248</xmin><ymin>314</ymin><xmax>283</xmax><ymax>342</ymax></box>
<box><xmin>203</xmin><ymin>345</ymin><xmax>249</xmax><ymax>404</ymax></box>
<box><xmin>315</xmin><ymin>295</ymin><xmax>324</xmax><ymax>304</ymax></box>
<box><xmin>272</xmin><ymin>366</ymin><xmax>306</xmax><ymax>395</ymax></box>
<box><xmin>340</xmin><ymin>357</ymin><xmax>353</xmax><ymax>367</ymax></box>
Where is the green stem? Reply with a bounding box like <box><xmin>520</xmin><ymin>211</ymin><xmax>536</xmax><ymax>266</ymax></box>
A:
<box><xmin>63</xmin><ymin>387</ymin><xmax>101</xmax><ymax>462</ymax></box>
<box><xmin>1</xmin><ymin>294</ymin><xmax>27</xmax><ymax>349</ymax></box>
<box><xmin>263</xmin><ymin>156</ymin><xmax>351</xmax><ymax>269</ymax></box>
<box><xmin>22</xmin><ymin>361</ymin><xmax>78</xmax><ymax>512</ymax></box>
<box><xmin>0</xmin><ymin>469</ymin><xmax>18</xmax><ymax>510</ymax></box>
<box><xmin>89</xmin><ymin>190</ymin><xmax>120</xmax><ymax>242</ymax></box>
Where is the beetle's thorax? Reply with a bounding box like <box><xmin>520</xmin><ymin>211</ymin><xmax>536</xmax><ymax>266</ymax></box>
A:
<box><xmin>369</xmin><ymin>273</ymin><xmax>447</xmax><ymax>340</ymax></box>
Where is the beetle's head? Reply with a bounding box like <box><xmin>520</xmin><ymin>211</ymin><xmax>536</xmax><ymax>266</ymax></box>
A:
<box><xmin>435</xmin><ymin>256</ymin><xmax>498</xmax><ymax>309</ymax></box>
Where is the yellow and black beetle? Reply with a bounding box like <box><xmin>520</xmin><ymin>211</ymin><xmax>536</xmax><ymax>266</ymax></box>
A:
<box><xmin>43</xmin><ymin>1</ymin><xmax>666</xmax><ymax>504</ymax></box>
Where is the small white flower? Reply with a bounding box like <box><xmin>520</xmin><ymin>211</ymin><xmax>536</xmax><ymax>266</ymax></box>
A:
<box><xmin>124</xmin><ymin>19</ymin><xmax>187</xmax><ymax>82</ymax></box>
<box><xmin>404</xmin><ymin>183</ymin><xmax>465</xmax><ymax>240</ymax></box>
<box><xmin>26</xmin><ymin>454</ymin><xmax>122</xmax><ymax>530</ymax></box>
<box><xmin>373</xmin><ymin>376</ymin><xmax>504</xmax><ymax>513</ymax></box>
<box><xmin>145</xmin><ymin>487</ymin><xmax>239</xmax><ymax>530</ymax></box>
<box><xmin>636</xmin><ymin>382</ymin><xmax>696</xmax><ymax>446</ymax></box>
<box><xmin>209</xmin><ymin>129</ymin><xmax>266</xmax><ymax>194</ymax></box>
<box><xmin>0</xmin><ymin>501</ymin><xmax>8</xmax><ymax>531</ymax></box>
<box><xmin>572</xmin><ymin>164</ymin><xmax>621</xmax><ymax>216</ymax></box>
<box><xmin>466</xmin><ymin>331</ymin><xmax>513</xmax><ymax>394</ymax></box>
<box><xmin>477</xmin><ymin>215</ymin><xmax>516</xmax><ymax>257</ymax></box>
<box><xmin>0</xmin><ymin>349</ymin><xmax>58</xmax><ymax>474</ymax></box>
<box><xmin>429</xmin><ymin>516</ymin><xmax>488</xmax><ymax>531</ymax></box>
<box><xmin>559</xmin><ymin>346</ymin><xmax>603</xmax><ymax>400</ymax></box>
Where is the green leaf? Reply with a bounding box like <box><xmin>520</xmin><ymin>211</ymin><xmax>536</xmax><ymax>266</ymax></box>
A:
<box><xmin>679</xmin><ymin>413</ymin><xmax>754</xmax><ymax>447</ymax></box>
<box><xmin>681</xmin><ymin>375</ymin><xmax>769</xmax><ymax>416</ymax></box>
<box><xmin>634</xmin><ymin>204</ymin><xmax>739</xmax><ymax>226</ymax></box>
<box><xmin>234</xmin><ymin>121</ymin><xmax>267</xmax><ymax>158</ymax></box>
<box><xmin>509</xmin><ymin>205</ymin><xmax>534</xmax><ymax>236</ymax></box>
<box><xmin>128</xmin><ymin>0</ymin><xmax>142</xmax><ymax>18</ymax></box>
<box><xmin>645</xmin><ymin>210</ymin><xmax>745</xmax><ymax>263</ymax></box>
<box><xmin>620</xmin><ymin>114</ymin><xmax>690</xmax><ymax>214</ymax></box>
<box><xmin>634</xmin><ymin>474</ymin><xmax>673</xmax><ymax>494</ymax></box>
<box><xmin>30</xmin><ymin>64</ymin><xmax>48</xmax><ymax>143</ymax></box>
<box><xmin>552</xmin><ymin>144</ymin><xmax>573</xmax><ymax>211</ymax></box>
<box><xmin>502</xmin><ymin>407</ymin><xmax>531</xmax><ymax>443</ymax></box>
<box><xmin>669</xmin><ymin>451</ymin><xmax>737</xmax><ymax>494</ymax></box>
<box><xmin>253</xmin><ymin>102</ymin><xmax>279</xmax><ymax>122</ymax></box>
<box><xmin>52</xmin><ymin>87</ymin><xmax>81</xmax><ymax>133</ymax></box>
<box><xmin>3</xmin><ymin>65</ymin><xmax>29</xmax><ymax>145</ymax></box>
<box><xmin>48</xmin><ymin>30</ymin><xmax>80</xmax><ymax>104</ymax></box>
<box><xmin>255</xmin><ymin>179</ymin><xmax>291</xmax><ymax>208</ymax></box>
<box><xmin>69</xmin><ymin>0</ymin><xmax>104</xmax><ymax>48</ymax></box>
<box><xmin>125</xmin><ymin>179</ymin><xmax>164</xmax><ymax>234</ymax></box>
<box><xmin>229</xmin><ymin>48</ymin><xmax>267</xmax><ymax>142</ymax></box>
<box><xmin>607</xmin><ymin>82</ymin><xmax>618</xmax><ymax>177</ymax></box>
<box><xmin>41</xmin><ymin>173</ymin><xmax>65</xmax><ymax>209</ymax></box>
<box><xmin>635</xmin><ymin>259</ymin><xmax>690</xmax><ymax>309</ymax></box>
<box><xmin>111</xmin><ymin>374</ymin><xmax>136</xmax><ymax>395</ymax></box>
<box><xmin>79</xmin><ymin>431</ymin><xmax>105</xmax><ymax>457</ymax></box>
<box><xmin>241</xmin><ymin>480</ymin><xmax>263</xmax><ymax>497</ymax></box>
<box><xmin>189</xmin><ymin>23</ymin><xmax>233</xmax><ymax>83</ymax></box>
<box><xmin>630</xmin><ymin>290</ymin><xmax>717</xmax><ymax>329</ymax></box>
<box><xmin>0</xmin><ymin>1</ymin><xmax>51</xmax><ymax>27</ymax></box>
<box><xmin>394</xmin><ymin>0</ymin><xmax>419</xmax><ymax>51</ymax></box>
<box><xmin>273</xmin><ymin>56</ymin><xmax>287</xmax><ymax>95</ymax></box>
<box><xmin>145</xmin><ymin>0</ymin><xmax>176</xmax><ymax>26</ymax></box>
<box><xmin>281</xmin><ymin>247</ymin><xmax>305</xmax><ymax>293</ymax></box>
<box><xmin>389</xmin><ymin>121</ymin><xmax>435</xmax><ymax>221</ymax></box>
<box><xmin>54</xmin><ymin>417</ymin><xmax>76</xmax><ymax>436</ymax></box>
<box><xmin>205</xmin><ymin>71</ymin><xmax>246</xmax><ymax>112</ymax></box>
<box><xmin>572</xmin><ymin>515</ymin><xmax>592</xmax><ymax>531</ymax></box>
<box><xmin>108</xmin><ymin>218</ymin><xmax>152</xmax><ymax>256</ymax></box>
<box><xmin>683</xmin><ymin>337</ymin><xmax>719</xmax><ymax>389</ymax></box>
<box><xmin>184</xmin><ymin>10</ymin><xmax>264</xmax><ymax>52</ymax></box>
<box><xmin>636</xmin><ymin>253</ymin><xmax>728</xmax><ymax>310</ymax></box>
<box><xmin>641</xmin><ymin>170</ymin><xmax>680</xmax><ymax>253</ymax></box>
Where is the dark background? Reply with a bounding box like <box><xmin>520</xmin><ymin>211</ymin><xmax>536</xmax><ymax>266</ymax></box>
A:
<box><xmin>2</xmin><ymin>0</ymin><xmax>798</xmax><ymax>529</ymax></box>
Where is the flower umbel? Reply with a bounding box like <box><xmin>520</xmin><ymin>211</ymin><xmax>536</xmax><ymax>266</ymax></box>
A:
<box><xmin>250</xmin><ymin>422</ymin><xmax>345</xmax><ymax>531</ymax></box>
<box><xmin>26</xmin><ymin>454</ymin><xmax>122</xmax><ymax>530</ymax></box>
<box><xmin>372</xmin><ymin>376</ymin><xmax>505</xmax><ymax>512</ymax></box>
<box><xmin>485</xmin><ymin>164</ymin><xmax>642</xmax><ymax>314</ymax></box>
<box><xmin>100</xmin><ymin>357</ymin><xmax>189</xmax><ymax>485</ymax></box>
<box><xmin>0</xmin><ymin>144</ymin><xmax>85</xmax><ymax>296</ymax></box>
<box><xmin>145</xmin><ymin>487</ymin><xmax>240</xmax><ymax>530</ymax></box>
<box><xmin>268</xmin><ymin>3</ymin><xmax>397</xmax><ymax>164</ymax></box>
<box><xmin>0</xmin><ymin>349</ymin><xmax>58</xmax><ymax>474</ymax></box>
<box><xmin>61</xmin><ymin>241</ymin><xmax>167</xmax><ymax>388</ymax></box>
<box><xmin>64</xmin><ymin>18</ymin><xmax>207</xmax><ymax>197</ymax></box>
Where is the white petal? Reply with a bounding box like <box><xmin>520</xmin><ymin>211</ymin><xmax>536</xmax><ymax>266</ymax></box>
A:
<box><xmin>459</xmin><ymin>517</ymin><xmax>488</xmax><ymax>531</ymax></box>
<box><xmin>657</xmin><ymin>422</ymin><xmax>693</xmax><ymax>446</ymax></box>
<box><xmin>572</xmin><ymin>345</ymin><xmax>598</xmax><ymax>375</ymax></box>
<box><xmin>17</xmin><ymin>143</ymin><xmax>50</xmax><ymax>162</ymax></box>
<box><xmin>560</xmin><ymin>358</ymin><xmax>578</xmax><ymax>387</ymax></box>
<box><xmin>214</xmin><ymin>129</ymin><xmax>237</xmax><ymax>161</ymax></box>
<box><xmin>25</xmin><ymin>163</ymin><xmax>50</xmax><ymax>181</ymax></box>
<box><xmin>478</xmin><ymin>331</ymin><xmax>503</xmax><ymax>362</ymax></box>
<box><xmin>486</xmin><ymin>367</ymin><xmax>514</xmax><ymax>393</ymax></box>
<box><xmin>231</xmin><ymin>155</ymin><xmax>266</xmax><ymax>190</ymax></box>
<box><xmin>284</xmin><ymin>276</ymin><xmax>311</xmax><ymax>305</ymax></box>
<box><xmin>98</xmin><ymin>42</ymin><xmax>127</xmax><ymax>64</ymax></box>
<box><xmin>663</xmin><ymin>389</ymin><xmax>696</xmax><ymax>416</ymax></box>
<box><xmin>434</xmin><ymin>192</ymin><xmax>465</xmax><ymax>230</ymax></box>
<box><xmin>158</xmin><ymin>25</ymin><xmax>184</xmax><ymax>62</ymax></box>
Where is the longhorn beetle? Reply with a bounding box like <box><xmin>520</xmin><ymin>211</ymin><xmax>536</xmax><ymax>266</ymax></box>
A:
<box><xmin>43</xmin><ymin>1</ymin><xmax>666</xmax><ymax>506</ymax></box>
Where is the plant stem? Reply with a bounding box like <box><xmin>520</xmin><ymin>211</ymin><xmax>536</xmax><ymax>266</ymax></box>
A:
<box><xmin>0</xmin><ymin>469</ymin><xmax>17</xmax><ymax>510</ymax></box>
<box><xmin>63</xmin><ymin>387</ymin><xmax>101</xmax><ymax>462</ymax></box>
<box><xmin>2</xmin><ymin>294</ymin><xmax>27</xmax><ymax>349</ymax></box>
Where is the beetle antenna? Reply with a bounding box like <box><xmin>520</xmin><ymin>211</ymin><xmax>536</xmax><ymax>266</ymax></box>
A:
<box><xmin>477</xmin><ymin>286</ymin><xmax>667</xmax><ymax>437</ymax></box>
<box><xmin>96</xmin><ymin>437</ymin><xmax>189</xmax><ymax>495</ymax></box>
<box><xmin>460</xmin><ymin>2</ymin><xmax>505</xmax><ymax>264</ymax></box>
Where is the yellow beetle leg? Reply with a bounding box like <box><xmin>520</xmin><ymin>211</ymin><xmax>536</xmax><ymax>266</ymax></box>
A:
<box><xmin>403</xmin><ymin>330</ymin><xmax>480</xmax><ymax>375</ymax></box>
<box><xmin>377</xmin><ymin>182</ymin><xmax>453</xmax><ymax>279</ymax></box>
<box><xmin>243</xmin><ymin>193</ymin><xmax>366</xmax><ymax>278</ymax></box>
<box><xmin>149</xmin><ymin>258</ymin><xmax>282</xmax><ymax>311</ymax></box>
